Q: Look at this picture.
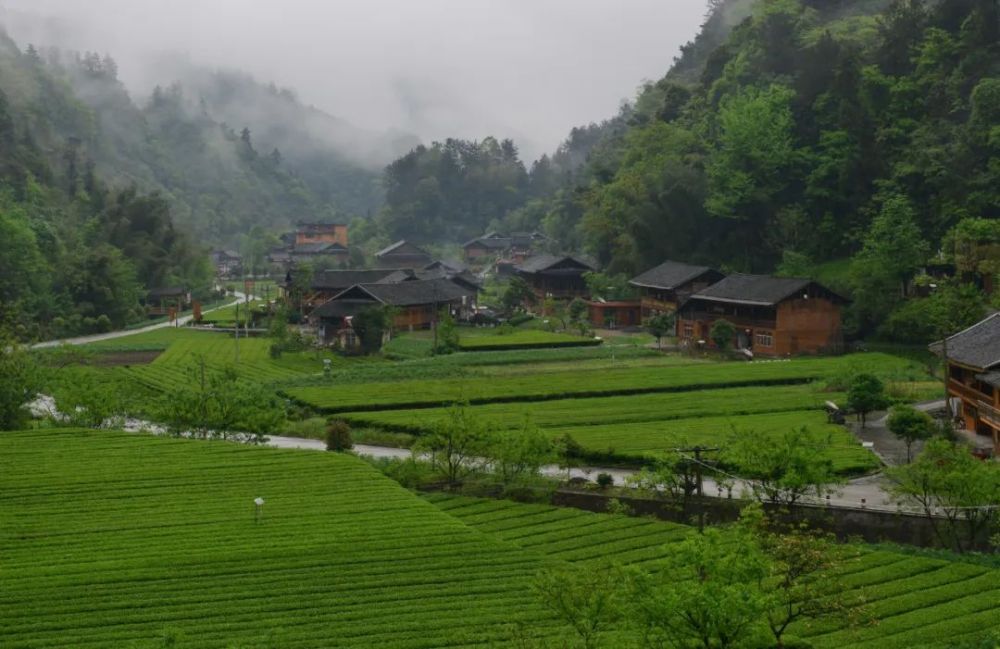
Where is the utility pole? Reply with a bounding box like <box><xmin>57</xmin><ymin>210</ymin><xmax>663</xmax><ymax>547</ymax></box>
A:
<box><xmin>234</xmin><ymin>301</ymin><xmax>240</xmax><ymax>364</ymax></box>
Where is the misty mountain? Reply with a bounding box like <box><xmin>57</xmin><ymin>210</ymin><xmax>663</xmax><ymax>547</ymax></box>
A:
<box><xmin>0</xmin><ymin>22</ymin><xmax>421</xmax><ymax>244</ymax></box>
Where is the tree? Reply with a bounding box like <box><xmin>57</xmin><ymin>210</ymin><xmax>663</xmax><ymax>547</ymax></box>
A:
<box><xmin>433</xmin><ymin>308</ymin><xmax>460</xmax><ymax>354</ymax></box>
<box><xmin>533</xmin><ymin>564</ymin><xmax>624</xmax><ymax>649</ymax></box>
<box><xmin>159</xmin><ymin>355</ymin><xmax>284</xmax><ymax>443</ymax></box>
<box><xmin>887</xmin><ymin>405</ymin><xmax>935</xmax><ymax>462</ymax></box>
<box><xmin>55</xmin><ymin>380</ymin><xmax>124</xmax><ymax>429</ymax></box>
<box><xmin>887</xmin><ymin>437</ymin><xmax>1000</xmax><ymax>553</ymax></box>
<box><xmin>646</xmin><ymin>312</ymin><xmax>675</xmax><ymax>350</ymax></box>
<box><xmin>351</xmin><ymin>306</ymin><xmax>390</xmax><ymax>354</ymax></box>
<box><xmin>483</xmin><ymin>418</ymin><xmax>553</xmax><ymax>486</ymax></box>
<box><xmin>724</xmin><ymin>427</ymin><xmax>843</xmax><ymax>507</ymax></box>
<box><xmin>0</xmin><ymin>331</ymin><xmax>40</xmax><ymax>430</ymax></box>
<box><xmin>629</xmin><ymin>516</ymin><xmax>771</xmax><ymax>649</ymax></box>
<box><xmin>500</xmin><ymin>277</ymin><xmax>535</xmax><ymax>314</ymax></box>
<box><xmin>568</xmin><ymin>297</ymin><xmax>588</xmax><ymax>326</ymax></box>
<box><xmin>325</xmin><ymin>420</ymin><xmax>353</xmax><ymax>451</ymax></box>
<box><xmin>709</xmin><ymin>318</ymin><xmax>736</xmax><ymax>351</ymax></box>
<box><xmin>413</xmin><ymin>402</ymin><xmax>489</xmax><ymax>485</ymax></box>
<box><xmin>846</xmin><ymin>373</ymin><xmax>889</xmax><ymax>427</ymax></box>
<box><xmin>582</xmin><ymin>271</ymin><xmax>636</xmax><ymax>301</ymax></box>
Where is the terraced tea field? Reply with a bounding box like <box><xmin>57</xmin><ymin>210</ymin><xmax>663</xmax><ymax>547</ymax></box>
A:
<box><xmin>458</xmin><ymin>329</ymin><xmax>599</xmax><ymax>350</ymax></box>
<box><xmin>0</xmin><ymin>430</ymin><xmax>556</xmax><ymax>649</ymax></box>
<box><xmin>427</xmin><ymin>495</ymin><xmax>1000</xmax><ymax>649</ymax></box>
<box><xmin>287</xmin><ymin>352</ymin><xmax>911</xmax><ymax>412</ymax></box>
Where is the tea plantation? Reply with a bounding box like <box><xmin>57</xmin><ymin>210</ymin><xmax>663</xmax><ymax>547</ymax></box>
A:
<box><xmin>0</xmin><ymin>430</ymin><xmax>557</xmax><ymax>648</ymax></box>
<box><xmin>427</xmin><ymin>495</ymin><xmax>1000</xmax><ymax>649</ymax></box>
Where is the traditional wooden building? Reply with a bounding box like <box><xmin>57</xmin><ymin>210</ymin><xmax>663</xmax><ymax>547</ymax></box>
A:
<box><xmin>310</xmin><ymin>277</ymin><xmax>476</xmax><ymax>343</ymax></box>
<box><xmin>209</xmin><ymin>249</ymin><xmax>242</xmax><ymax>278</ymax></box>
<box><xmin>515</xmin><ymin>254</ymin><xmax>596</xmax><ymax>301</ymax></box>
<box><xmin>676</xmin><ymin>274</ymin><xmax>847</xmax><ymax>356</ymax></box>
<box><xmin>463</xmin><ymin>231</ymin><xmax>549</xmax><ymax>266</ymax></box>
<box><xmin>933</xmin><ymin>312</ymin><xmax>1000</xmax><ymax>453</ymax></box>
<box><xmin>629</xmin><ymin>261</ymin><xmax>725</xmax><ymax>319</ymax></box>
<box><xmin>290</xmin><ymin>241</ymin><xmax>350</xmax><ymax>265</ymax></box>
<box><xmin>588</xmin><ymin>300</ymin><xmax>642</xmax><ymax>329</ymax></box>
<box><xmin>375</xmin><ymin>240</ymin><xmax>434</xmax><ymax>269</ymax></box>
<box><xmin>295</xmin><ymin>222</ymin><xmax>348</xmax><ymax>247</ymax></box>
<box><xmin>145</xmin><ymin>287</ymin><xmax>190</xmax><ymax>317</ymax></box>
<box><xmin>292</xmin><ymin>269</ymin><xmax>402</xmax><ymax>314</ymax></box>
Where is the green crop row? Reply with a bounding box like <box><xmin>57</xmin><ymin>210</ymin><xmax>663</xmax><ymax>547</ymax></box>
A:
<box><xmin>428</xmin><ymin>494</ymin><xmax>1000</xmax><ymax>649</ymax></box>
<box><xmin>0</xmin><ymin>430</ymin><xmax>558</xmax><ymax>649</ymax></box>
<box><xmin>288</xmin><ymin>352</ymin><xmax>917</xmax><ymax>412</ymax></box>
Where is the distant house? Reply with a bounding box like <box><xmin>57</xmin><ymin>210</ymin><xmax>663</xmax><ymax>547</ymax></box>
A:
<box><xmin>588</xmin><ymin>300</ymin><xmax>642</xmax><ymax>329</ymax></box>
<box><xmin>290</xmin><ymin>241</ymin><xmax>350</xmax><ymax>265</ymax></box>
<box><xmin>375</xmin><ymin>240</ymin><xmax>434</xmax><ymax>269</ymax></box>
<box><xmin>676</xmin><ymin>274</ymin><xmax>848</xmax><ymax>356</ymax></box>
<box><xmin>293</xmin><ymin>268</ymin><xmax>403</xmax><ymax>314</ymax></box>
<box><xmin>462</xmin><ymin>231</ymin><xmax>549</xmax><ymax>266</ymax></box>
<box><xmin>145</xmin><ymin>287</ymin><xmax>190</xmax><ymax>317</ymax></box>
<box><xmin>424</xmin><ymin>259</ymin><xmax>469</xmax><ymax>274</ymax></box>
<box><xmin>295</xmin><ymin>222</ymin><xmax>348</xmax><ymax>247</ymax></box>
<box><xmin>629</xmin><ymin>261</ymin><xmax>725</xmax><ymax>320</ymax></box>
<box><xmin>932</xmin><ymin>312</ymin><xmax>1000</xmax><ymax>453</ymax></box>
<box><xmin>210</xmin><ymin>249</ymin><xmax>242</xmax><ymax>278</ymax></box>
<box><xmin>515</xmin><ymin>254</ymin><xmax>596</xmax><ymax>302</ymax></box>
<box><xmin>463</xmin><ymin>235</ymin><xmax>511</xmax><ymax>263</ymax></box>
<box><xmin>310</xmin><ymin>277</ymin><xmax>476</xmax><ymax>344</ymax></box>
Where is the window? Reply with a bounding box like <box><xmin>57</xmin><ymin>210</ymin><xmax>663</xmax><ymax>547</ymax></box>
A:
<box><xmin>683</xmin><ymin>323</ymin><xmax>694</xmax><ymax>338</ymax></box>
<box><xmin>755</xmin><ymin>331</ymin><xmax>774</xmax><ymax>347</ymax></box>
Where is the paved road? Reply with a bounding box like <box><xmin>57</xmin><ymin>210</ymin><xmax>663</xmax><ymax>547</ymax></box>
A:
<box><xmin>31</xmin><ymin>292</ymin><xmax>246</xmax><ymax>349</ymax></box>
<box><xmin>268</xmin><ymin>435</ymin><xmax>905</xmax><ymax>513</ymax></box>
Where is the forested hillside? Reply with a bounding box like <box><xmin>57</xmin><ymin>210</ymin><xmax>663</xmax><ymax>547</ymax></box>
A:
<box><xmin>375</xmin><ymin>0</ymin><xmax>1000</xmax><ymax>339</ymax></box>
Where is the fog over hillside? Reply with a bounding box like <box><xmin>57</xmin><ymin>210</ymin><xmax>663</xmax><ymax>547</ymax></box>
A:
<box><xmin>0</xmin><ymin>0</ymin><xmax>706</xmax><ymax>161</ymax></box>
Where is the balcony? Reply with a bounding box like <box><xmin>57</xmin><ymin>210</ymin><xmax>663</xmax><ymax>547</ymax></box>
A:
<box><xmin>978</xmin><ymin>400</ymin><xmax>1000</xmax><ymax>429</ymax></box>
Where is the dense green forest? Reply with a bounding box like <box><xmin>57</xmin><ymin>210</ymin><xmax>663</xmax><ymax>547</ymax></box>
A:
<box><xmin>0</xmin><ymin>23</ymin><xmax>411</xmax><ymax>340</ymax></box>
<box><xmin>373</xmin><ymin>0</ymin><xmax>1000</xmax><ymax>339</ymax></box>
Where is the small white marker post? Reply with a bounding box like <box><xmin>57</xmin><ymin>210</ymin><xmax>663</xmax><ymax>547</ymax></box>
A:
<box><xmin>254</xmin><ymin>497</ymin><xmax>265</xmax><ymax>524</ymax></box>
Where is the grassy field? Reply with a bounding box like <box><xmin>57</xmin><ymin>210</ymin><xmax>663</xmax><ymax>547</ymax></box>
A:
<box><xmin>74</xmin><ymin>329</ymin><xmax>337</xmax><ymax>391</ymax></box>
<box><xmin>198</xmin><ymin>299</ymin><xmax>267</xmax><ymax>325</ymax></box>
<box><xmin>457</xmin><ymin>328</ymin><xmax>599</xmax><ymax>350</ymax></box>
<box><xmin>285</xmin><ymin>352</ymin><xmax>922</xmax><ymax>412</ymax></box>
<box><xmin>426</xmin><ymin>494</ymin><xmax>1000</xmax><ymax>649</ymax></box>
<box><xmin>0</xmin><ymin>430</ymin><xmax>557</xmax><ymax>649</ymax></box>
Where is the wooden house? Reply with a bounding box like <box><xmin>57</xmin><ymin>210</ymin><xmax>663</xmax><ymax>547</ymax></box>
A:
<box><xmin>295</xmin><ymin>222</ymin><xmax>348</xmax><ymax>247</ymax></box>
<box><xmin>289</xmin><ymin>241</ymin><xmax>350</xmax><ymax>265</ymax></box>
<box><xmin>292</xmin><ymin>269</ymin><xmax>402</xmax><ymax>314</ymax></box>
<box><xmin>588</xmin><ymin>300</ymin><xmax>642</xmax><ymax>329</ymax></box>
<box><xmin>145</xmin><ymin>287</ymin><xmax>190</xmax><ymax>317</ymax></box>
<box><xmin>629</xmin><ymin>261</ymin><xmax>725</xmax><ymax>320</ymax></box>
<box><xmin>463</xmin><ymin>235</ymin><xmax>511</xmax><ymax>263</ymax></box>
<box><xmin>209</xmin><ymin>249</ymin><xmax>242</xmax><ymax>278</ymax></box>
<box><xmin>310</xmin><ymin>277</ymin><xmax>476</xmax><ymax>343</ymax></box>
<box><xmin>375</xmin><ymin>240</ymin><xmax>434</xmax><ymax>269</ymax></box>
<box><xmin>676</xmin><ymin>274</ymin><xmax>847</xmax><ymax>356</ymax></box>
<box><xmin>932</xmin><ymin>312</ymin><xmax>1000</xmax><ymax>453</ymax></box>
<box><xmin>515</xmin><ymin>255</ymin><xmax>596</xmax><ymax>302</ymax></box>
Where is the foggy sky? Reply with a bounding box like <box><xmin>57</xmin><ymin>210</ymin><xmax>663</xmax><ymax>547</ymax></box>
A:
<box><xmin>0</xmin><ymin>0</ymin><xmax>707</xmax><ymax>161</ymax></box>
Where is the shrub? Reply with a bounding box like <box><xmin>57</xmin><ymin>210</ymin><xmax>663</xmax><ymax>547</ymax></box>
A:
<box><xmin>95</xmin><ymin>315</ymin><xmax>113</xmax><ymax>333</ymax></box>
<box><xmin>325</xmin><ymin>420</ymin><xmax>353</xmax><ymax>451</ymax></box>
<box><xmin>596</xmin><ymin>473</ymin><xmax>614</xmax><ymax>489</ymax></box>
<box><xmin>710</xmin><ymin>319</ymin><xmax>736</xmax><ymax>350</ymax></box>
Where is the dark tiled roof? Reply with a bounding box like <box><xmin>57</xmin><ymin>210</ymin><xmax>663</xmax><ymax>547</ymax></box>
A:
<box><xmin>424</xmin><ymin>259</ymin><xmax>469</xmax><ymax>273</ymax></box>
<box><xmin>293</xmin><ymin>242</ymin><xmax>347</xmax><ymax>254</ymax></box>
<box><xmin>375</xmin><ymin>240</ymin><xmax>430</xmax><ymax>258</ymax></box>
<box><xmin>353</xmin><ymin>277</ymin><xmax>474</xmax><ymax>306</ymax></box>
<box><xmin>516</xmin><ymin>254</ymin><xmax>596</xmax><ymax>274</ymax></box>
<box><xmin>311</xmin><ymin>269</ymin><xmax>398</xmax><ymax>290</ymax></box>
<box><xmin>311</xmin><ymin>300</ymin><xmax>365</xmax><ymax>319</ymax></box>
<box><xmin>977</xmin><ymin>371</ymin><xmax>1000</xmax><ymax>388</ymax></box>
<box><xmin>629</xmin><ymin>260</ymin><xmax>718</xmax><ymax>290</ymax></box>
<box><xmin>691</xmin><ymin>274</ymin><xmax>828</xmax><ymax>306</ymax></box>
<box><xmin>939</xmin><ymin>313</ymin><xmax>1000</xmax><ymax>370</ymax></box>
<box><xmin>463</xmin><ymin>237</ymin><xmax>510</xmax><ymax>250</ymax></box>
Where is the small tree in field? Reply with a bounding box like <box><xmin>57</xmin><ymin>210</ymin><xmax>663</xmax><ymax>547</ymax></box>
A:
<box><xmin>846</xmin><ymin>373</ymin><xmax>889</xmax><ymax>427</ymax></box>
<box><xmin>887</xmin><ymin>437</ymin><xmax>1000</xmax><ymax>553</ymax></box>
<box><xmin>724</xmin><ymin>426</ymin><xmax>843</xmax><ymax>507</ymax></box>
<box><xmin>483</xmin><ymin>417</ymin><xmax>553</xmax><ymax>486</ymax></box>
<box><xmin>325</xmin><ymin>420</ymin><xmax>352</xmax><ymax>451</ymax></box>
<box><xmin>710</xmin><ymin>318</ymin><xmax>736</xmax><ymax>351</ymax></box>
<box><xmin>414</xmin><ymin>402</ymin><xmax>489</xmax><ymax>485</ymax></box>
<box><xmin>0</xmin><ymin>330</ymin><xmax>40</xmax><ymax>430</ymax></box>
<box><xmin>533</xmin><ymin>564</ymin><xmax>624</xmax><ymax>649</ymax></box>
<box><xmin>887</xmin><ymin>405</ymin><xmax>935</xmax><ymax>462</ymax></box>
<box><xmin>646</xmin><ymin>312</ymin><xmax>675</xmax><ymax>350</ymax></box>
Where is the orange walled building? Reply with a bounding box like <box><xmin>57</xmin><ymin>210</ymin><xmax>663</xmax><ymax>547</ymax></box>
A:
<box><xmin>677</xmin><ymin>274</ymin><xmax>847</xmax><ymax>356</ymax></box>
<box><xmin>295</xmin><ymin>222</ymin><xmax>348</xmax><ymax>247</ymax></box>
